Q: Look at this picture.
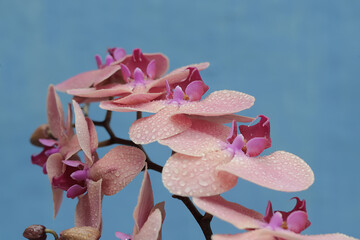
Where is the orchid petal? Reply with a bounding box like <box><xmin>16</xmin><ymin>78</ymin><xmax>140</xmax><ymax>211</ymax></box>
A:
<box><xmin>129</xmin><ymin>107</ymin><xmax>192</xmax><ymax>144</ymax></box>
<box><xmin>47</xmin><ymin>85</ymin><xmax>65</xmax><ymax>140</ymax></box>
<box><xmin>95</xmin><ymin>55</ymin><xmax>103</xmax><ymax>69</ymax></box>
<box><xmin>178</xmin><ymin>90</ymin><xmax>255</xmax><ymax>116</ymax></box>
<box><xmin>162</xmin><ymin>152</ymin><xmax>237</xmax><ymax>197</ymax></box>
<box><xmin>60</xmin><ymin>135</ymin><xmax>81</xmax><ymax>160</ymax></box>
<box><xmin>190</xmin><ymin>114</ymin><xmax>254</xmax><ymax>124</ymax></box>
<box><xmin>75</xmin><ymin>179</ymin><xmax>102</xmax><ymax>230</ymax></box>
<box><xmin>159</xmin><ymin>118</ymin><xmax>229</xmax><ymax>156</ymax></box>
<box><xmin>193</xmin><ymin>195</ymin><xmax>264</xmax><ymax>230</ymax></box>
<box><xmin>246</xmin><ymin>137</ymin><xmax>269</xmax><ymax>157</ymax></box>
<box><xmin>100</xmin><ymin>99</ymin><xmax>167</xmax><ymax>113</ymax></box>
<box><xmin>212</xmin><ymin>230</ymin><xmax>276</xmax><ymax>240</ymax></box>
<box><xmin>39</xmin><ymin>138</ymin><xmax>57</xmax><ymax>147</ymax></box>
<box><xmin>89</xmin><ymin>146</ymin><xmax>146</xmax><ymax>196</ymax></box>
<box><xmin>113</xmin><ymin>48</ymin><xmax>126</xmax><ymax>61</ymax></box>
<box><xmin>226</xmin><ymin>121</ymin><xmax>238</xmax><ymax>144</ymax></box>
<box><xmin>286</xmin><ymin>211</ymin><xmax>309</xmax><ymax>233</ymax></box>
<box><xmin>46</xmin><ymin>153</ymin><xmax>64</xmax><ymax>218</ymax></box>
<box><xmin>268</xmin><ymin>212</ymin><xmax>283</xmax><ymax>229</ymax></box>
<box><xmin>86</xmin><ymin>117</ymin><xmax>98</xmax><ymax>155</ymax></box>
<box><xmin>73</xmin><ymin>100</ymin><xmax>93</xmax><ymax>162</ymax></box>
<box><xmin>56</xmin><ymin>65</ymin><xmax>121</xmax><ymax>91</ymax></box>
<box><xmin>115</xmin><ymin>232</ymin><xmax>132</xmax><ymax>240</ymax></box>
<box><xmin>185</xmin><ymin>80</ymin><xmax>209</xmax><ymax>101</ymax></box>
<box><xmin>172</xmin><ymin>86</ymin><xmax>185</xmax><ymax>102</ymax></box>
<box><xmin>146</xmin><ymin>59</ymin><xmax>156</xmax><ymax>79</ymax></box>
<box><xmin>133</xmin><ymin>167</ymin><xmax>154</xmax><ymax>235</ymax></box>
<box><xmin>66</xmin><ymin>184</ymin><xmax>87</xmax><ymax>199</ymax></box>
<box><xmin>217</xmin><ymin>151</ymin><xmax>314</xmax><ymax>192</ymax></box>
<box><xmin>133</xmin><ymin>204</ymin><xmax>165</xmax><ymax>240</ymax></box>
<box><xmin>67</xmin><ymin>84</ymin><xmax>133</xmax><ymax>98</ymax></box>
<box><xmin>239</xmin><ymin>115</ymin><xmax>271</xmax><ymax>149</ymax></box>
<box><xmin>112</xmin><ymin>92</ymin><xmax>164</xmax><ymax>105</ymax></box>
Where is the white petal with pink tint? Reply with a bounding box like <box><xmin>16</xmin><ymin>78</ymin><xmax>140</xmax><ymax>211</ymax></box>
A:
<box><xmin>213</xmin><ymin>231</ymin><xmax>274</xmax><ymax>240</ymax></box>
<box><xmin>46</xmin><ymin>153</ymin><xmax>65</xmax><ymax>218</ymax></box>
<box><xmin>100</xmin><ymin>99</ymin><xmax>168</xmax><ymax>113</ymax></box>
<box><xmin>217</xmin><ymin>151</ymin><xmax>314</xmax><ymax>192</ymax></box>
<box><xmin>75</xmin><ymin>179</ymin><xmax>102</xmax><ymax>230</ymax></box>
<box><xmin>193</xmin><ymin>195</ymin><xmax>264</xmax><ymax>230</ymax></box>
<box><xmin>112</xmin><ymin>92</ymin><xmax>164</xmax><ymax>105</ymax></box>
<box><xmin>133</xmin><ymin>168</ymin><xmax>154</xmax><ymax>235</ymax></box>
<box><xmin>162</xmin><ymin>152</ymin><xmax>237</xmax><ymax>197</ymax></box>
<box><xmin>89</xmin><ymin>146</ymin><xmax>146</xmax><ymax>196</ymax></box>
<box><xmin>56</xmin><ymin>65</ymin><xmax>121</xmax><ymax>91</ymax></box>
<box><xmin>190</xmin><ymin>114</ymin><xmax>254</xmax><ymax>124</ymax></box>
<box><xmin>178</xmin><ymin>90</ymin><xmax>255</xmax><ymax>116</ymax></box>
<box><xmin>129</xmin><ymin>107</ymin><xmax>192</xmax><ymax>144</ymax></box>
<box><xmin>159</xmin><ymin>119</ymin><xmax>229</xmax><ymax>156</ymax></box>
<box><xmin>67</xmin><ymin>84</ymin><xmax>133</xmax><ymax>98</ymax></box>
<box><xmin>47</xmin><ymin>85</ymin><xmax>65</xmax><ymax>140</ymax></box>
<box><xmin>133</xmin><ymin>207</ymin><xmax>164</xmax><ymax>240</ymax></box>
<box><xmin>73</xmin><ymin>100</ymin><xmax>93</xmax><ymax>162</ymax></box>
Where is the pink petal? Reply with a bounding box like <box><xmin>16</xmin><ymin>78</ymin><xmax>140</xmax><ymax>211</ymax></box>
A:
<box><xmin>47</xmin><ymin>85</ymin><xmax>65</xmax><ymax>140</ymax></box>
<box><xmin>133</xmin><ymin>206</ymin><xmax>164</xmax><ymax>240</ymax></box>
<box><xmin>115</xmin><ymin>232</ymin><xmax>132</xmax><ymax>240</ymax></box>
<box><xmin>144</xmin><ymin>53</ymin><xmax>169</xmax><ymax>79</ymax></box>
<box><xmin>56</xmin><ymin>65</ymin><xmax>121</xmax><ymax>91</ymax></box>
<box><xmin>65</xmin><ymin>103</ymin><xmax>74</xmax><ymax>137</ymax></box>
<box><xmin>120</xmin><ymin>63</ymin><xmax>131</xmax><ymax>82</ymax></box>
<box><xmin>185</xmin><ymin>80</ymin><xmax>209</xmax><ymax>101</ymax></box>
<box><xmin>112</xmin><ymin>92</ymin><xmax>164</xmax><ymax>105</ymax></box>
<box><xmin>148</xmin><ymin>62</ymin><xmax>209</xmax><ymax>91</ymax></box>
<box><xmin>100</xmin><ymin>99</ymin><xmax>167</xmax><ymax>113</ymax></box>
<box><xmin>146</xmin><ymin>59</ymin><xmax>156</xmax><ymax>79</ymax></box>
<box><xmin>162</xmin><ymin>152</ymin><xmax>237</xmax><ymax>197</ymax></box>
<box><xmin>129</xmin><ymin>107</ymin><xmax>192</xmax><ymax>144</ymax></box>
<box><xmin>66</xmin><ymin>184</ymin><xmax>87</xmax><ymax>199</ymax></box>
<box><xmin>212</xmin><ymin>231</ymin><xmax>274</xmax><ymax>240</ymax></box>
<box><xmin>133</xmin><ymin>167</ymin><xmax>154</xmax><ymax>235</ymax></box>
<box><xmin>73</xmin><ymin>100</ymin><xmax>93</xmax><ymax>162</ymax></box>
<box><xmin>217</xmin><ymin>151</ymin><xmax>314</xmax><ymax>192</ymax></box>
<box><xmin>158</xmin><ymin>119</ymin><xmax>229</xmax><ymax>156</ymax></box>
<box><xmin>85</xmin><ymin>117</ymin><xmax>98</xmax><ymax>155</ymax></box>
<box><xmin>246</xmin><ymin>137</ymin><xmax>269</xmax><ymax>157</ymax></box>
<box><xmin>67</xmin><ymin>84</ymin><xmax>132</xmax><ymax>98</ymax></box>
<box><xmin>60</xmin><ymin>135</ymin><xmax>81</xmax><ymax>160</ymax></box>
<box><xmin>89</xmin><ymin>146</ymin><xmax>146</xmax><ymax>196</ymax></box>
<box><xmin>286</xmin><ymin>211</ymin><xmax>309</xmax><ymax>233</ymax></box>
<box><xmin>178</xmin><ymin>90</ymin><xmax>255</xmax><ymax>116</ymax></box>
<box><xmin>267</xmin><ymin>228</ymin><xmax>359</xmax><ymax>240</ymax></box>
<box><xmin>46</xmin><ymin>153</ymin><xmax>65</xmax><ymax>218</ymax></box>
<box><xmin>193</xmin><ymin>195</ymin><xmax>264</xmax><ymax>230</ymax></box>
<box><xmin>75</xmin><ymin>179</ymin><xmax>102</xmax><ymax>230</ymax></box>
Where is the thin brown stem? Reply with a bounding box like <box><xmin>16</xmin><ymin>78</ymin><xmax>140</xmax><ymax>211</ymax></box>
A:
<box><xmin>45</xmin><ymin>228</ymin><xmax>59</xmax><ymax>240</ymax></box>
<box><xmin>172</xmin><ymin>195</ymin><xmax>213</xmax><ymax>240</ymax></box>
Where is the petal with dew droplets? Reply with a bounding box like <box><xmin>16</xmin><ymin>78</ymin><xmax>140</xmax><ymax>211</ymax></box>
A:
<box><xmin>56</xmin><ymin>65</ymin><xmax>121</xmax><ymax>91</ymax></box>
<box><xmin>178</xmin><ymin>90</ymin><xmax>255</xmax><ymax>116</ymax></box>
<box><xmin>47</xmin><ymin>85</ymin><xmax>65</xmax><ymax>140</ymax></box>
<box><xmin>217</xmin><ymin>151</ymin><xmax>314</xmax><ymax>192</ymax></box>
<box><xmin>46</xmin><ymin>153</ymin><xmax>64</xmax><ymax>218</ymax></box>
<box><xmin>75</xmin><ymin>179</ymin><xmax>102</xmax><ymax>230</ymax></box>
<box><xmin>129</xmin><ymin>108</ymin><xmax>192</xmax><ymax>144</ymax></box>
<box><xmin>89</xmin><ymin>146</ymin><xmax>146</xmax><ymax>196</ymax></box>
<box><xmin>193</xmin><ymin>195</ymin><xmax>264</xmax><ymax>230</ymax></box>
<box><xmin>162</xmin><ymin>152</ymin><xmax>237</xmax><ymax>197</ymax></box>
<box><xmin>159</xmin><ymin>118</ymin><xmax>229</xmax><ymax>157</ymax></box>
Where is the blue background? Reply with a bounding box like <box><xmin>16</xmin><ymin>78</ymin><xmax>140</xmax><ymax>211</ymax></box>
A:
<box><xmin>1</xmin><ymin>1</ymin><xmax>360</xmax><ymax>239</ymax></box>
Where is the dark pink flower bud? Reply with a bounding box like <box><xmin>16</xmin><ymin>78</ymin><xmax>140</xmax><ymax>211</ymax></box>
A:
<box><xmin>23</xmin><ymin>225</ymin><xmax>47</xmax><ymax>240</ymax></box>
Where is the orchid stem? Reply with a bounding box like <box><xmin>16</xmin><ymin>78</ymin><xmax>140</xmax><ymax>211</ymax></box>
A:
<box><xmin>45</xmin><ymin>228</ymin><xmax>59</xmax><ymax>240</ymax></box>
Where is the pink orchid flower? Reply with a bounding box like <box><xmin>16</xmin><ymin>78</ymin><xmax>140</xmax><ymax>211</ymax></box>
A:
<box><xmin>193</xmin><ymin>195</ymin><xmax>358</xmax><ymax>240</ymax></box>
<box><xmin>31</xmin><ymin>85</ymin><xmax>80</xmax><ymax>173</ymax></box>
<box><xmin>56</xmin><ymin>48</ymin><xmax>209</xmax><ymax>105</ymax></box>
<box><xmin>46</xmin><ymin>100</ymin><xmax>146</xmax><ymax>221</ymax></box>
<box><xmin>100</xmin><ymin>68</ymin><xmax>255</xmax><ymax>145</ymax></box>
<box><xmin>161</xmin><ymin>116</ymin><xmax>314</xmax><ymax>196</ymax></box>
<box><xmin>115</xmin><ymin>166</ymin><xmax>165</xmax><ymax>240</ymax></box>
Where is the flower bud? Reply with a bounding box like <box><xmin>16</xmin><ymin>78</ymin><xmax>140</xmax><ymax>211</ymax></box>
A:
<box><xmin>59</xmin><ymin>227</ymin><xmax>100</xmax><ymax>240</ymax></box>
<box><xmin>30</xmin><ymin>124</ymin><xmax>51</xmax><ymax>147</ymax></box>
<box><xmin>23</xmin><ymin>225</ymin><xmax>47</xmax><ymax>240</ymax></box>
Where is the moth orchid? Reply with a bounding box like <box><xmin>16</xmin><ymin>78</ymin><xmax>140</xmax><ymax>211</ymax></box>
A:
<box><xmin>100</xmin><ymin>68</ymin><xmax>255</xmax><ymax>145</ymax></box>
<box><xmin>46</xmin><ymin>100</ymin><xmax>146</xmax><ymax>222</ymax></box>
<box><xmin>161</xmin><ymin>116</ymin><xmax>314</xmax><ymax>196</ymax></box>
<box><xmin>31</xmin><ymin>85</ymin><xmax>80</xmax><ymax>173</ymax></box>
<box><xmin>193</xmin><ymin>195</ymin><xmax>358</xmax><ymax>240</ymax></box>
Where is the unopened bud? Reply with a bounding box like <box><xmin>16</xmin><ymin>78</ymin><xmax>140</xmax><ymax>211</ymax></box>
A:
<box><xmin>59</xmin><ymin>227</ymin><xmax>100</xmax><ymax>240</ymax></box>
<box><xmin>30</xmin><ymin>124</ymin><xmax>51</xmax><ymax>147</ymax></box>
<box><xmin>23</xmin><ymin>225</ymin><xmax>47</xmax><ymax>240</ymax></box>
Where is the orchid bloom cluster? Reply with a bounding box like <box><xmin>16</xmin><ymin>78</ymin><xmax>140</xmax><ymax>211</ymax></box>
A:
<box><xmin>27</xmin><ymin>47</ymin><xmax>357</xmax><ymax>240</ymax></box>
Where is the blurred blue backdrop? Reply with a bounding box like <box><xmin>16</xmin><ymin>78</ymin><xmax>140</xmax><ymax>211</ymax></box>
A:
<box><xmin>1</xmin><ymin>0</ymin><xmax>360</xmax><ymax>239</ymax></box>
